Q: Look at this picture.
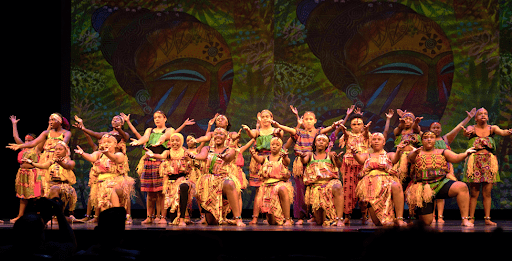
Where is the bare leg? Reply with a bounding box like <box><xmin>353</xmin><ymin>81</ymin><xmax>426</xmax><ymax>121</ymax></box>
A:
<box><xmin>391</xmin><ymin>182</ymin><xmax>406</xmax><ymax>226</ymax></box>
<box><xmin>332</xmin><ymin>184</ymin><xmax>345</xmax><ymax>226</ymax></box>
<box><xmin>250</xmin><ymin>187</ymin><xmax>261</xmax><ymax>225</ymax></box>
<box><xmin>468</xmin><ymin>183</ymin><xmax>480</xmax><ymax>224</ymax></box>
<box><xmin>367</xmin><ymin>206</ymin><xmax>382</xmax><ymax>226</ymax></box>
<box><xmin>436</xmin><ymin>199</ymin><xmax>445</xmax><ymax>224</ymax></box>
<box><xmin>142</xmin><ymin>192</ymin><xmax>155</xmax><ymax>224</ymax></box>
<box><xmin>278</xmin><ymin>186</ymin><xmax>292</xmax><ymax>226</ymax></box>
<box><xmin>223</xmin><ymin>180</ymin><xmax>245</xmax><ymax>226</ymax></box>
<box><xmin>313</xmin><ymin>208</ymin><xmax>325</xmax><ymax>226</ymax></box>
<box><xmin>448</xmin><ymin>181</ymin><xmax>473</xmax><ymax>227</ymax></box>
<box><xmin>482</xmin><ymin>183</ymin><xmax>496</xmax><ymax>226</ymax></box>
<box><xmin>11</xmin><ymin>198</ymin><xmax>28</xmax><ymax>223</ymax></box>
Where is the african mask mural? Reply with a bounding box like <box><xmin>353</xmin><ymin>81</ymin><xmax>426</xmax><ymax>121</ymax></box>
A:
<box><xmin>297</xmin><ymin>0</ymin><xmax>453</xmax><ymax>128</ymax></box>
<box><xmin>92</xmin><ymin>6</ymin><xmax>233</xmax><ymax>134</ymax></box>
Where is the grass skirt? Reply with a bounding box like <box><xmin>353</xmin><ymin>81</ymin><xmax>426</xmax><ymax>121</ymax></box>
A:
<box><xmin>259</xmin><ymin>180</ymin><xmax>294</xmax><ymax>225</ymax></box>
<box><xmin>356</xmin><ymin>172</ymin><xmax>398</xmax><ymax>225</ymax></box>
<box><xmin>305</xmin><ymin>179</ymin><xmax>342</xmax><ymax>225</ymax></box>
<box><xmin>196</xmin><ymin>173</ymin><xmax>241</xmax><ymax>223</ymax></box>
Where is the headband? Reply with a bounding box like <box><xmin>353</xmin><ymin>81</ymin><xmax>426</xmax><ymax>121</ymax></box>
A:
<box><xmin>316</xmin><ymin>134</ymin><xmax>329</xmax><ymax>141</ymax></box>
<box><xmin>113</xmin><ymin>115</ymin><xmax>125</xmax><ymax>125</ymax></box>
<box><xmin>270</xmin><ymin>136</ymin><xmax>283</xmax><ymax>146</ymax></box>
<box><xmin>422</xmin><ymin>131</ymin><xmax>436</xmax><ymax>139</ymax></box>
<box><xmin>402</xmin><ymin>112</ymin><xmax>415</xmax><ymax>120</ymax></box>
<box><xmin>351</xmin><ymin>118</ymin><xmax>363</xmax><ymax>124</ymax></box>
<box><xmin>372</xmin><ymin>132</ymin><xmax>384</xmax><ymax>139</ymax></box>
<box><xmin>50</xmin><ymin>113</ymin><xmax>62</xmax><ymax>123</ymax></box>
<box><xmin>213</xmin><ymin>127</ymin><xmax>228</xmax><ymax>135</ymax></box>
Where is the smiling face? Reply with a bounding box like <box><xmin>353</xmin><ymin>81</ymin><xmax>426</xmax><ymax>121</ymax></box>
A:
<box><xmin>213</xmin><ymin>128</ymin><xmax>227</xmax><ymax>146</ymax></box>
<box><xmin>170</xmin><ymin>135</ymin><xmax>182</xmax><ymax>150</ymax></box>
<box><xmin>186</xmin><ymin>135</ymin><xmax>196</xmax><ymax>149</ymax></box>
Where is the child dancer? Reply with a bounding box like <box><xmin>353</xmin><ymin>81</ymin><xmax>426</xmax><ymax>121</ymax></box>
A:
<box><xmin>24</xmin><ymin>141</ymin><xmax>77</xmax><ymax>223</ymax></box>
<box><xmin>145</xmin><ymin>133</ymin><xmax>194</xmax><ymax>226</ymax></box>
<box><xmin>249</xmin><ymin>137</ymin><xmax>293</xmax><ymax>226</ymax></box>
<box><xmin>298</xmin><ymin>134</ymin><xmax>344</xmax><ymax>226</ymax></box>
<box><xmin>351</xmin><ymin>133</ymin><xmax>407</xmax><ymax>226</ymax></box>
<box><xmin>461</xmin><ymin>107</ymin><xmax>511</xmax><ymax>225</ymax></box>
<box><xmin>188</xmin><ymin>128</ymin><xmax>245</xmax><ymax>226</ymax></box>
<box><xmin>271</xmin><ymin>110</ymin><xmax>341</xmax><ymax>224</ymax></box>
<box><xmin>242</xmin><ymin>109</ymin><xmax>283</xmax><ymax>224</ymax></box>
<box><xmin>9</xmin><ymin>115</ymin><xmax>41</xmax><ymax>223</ymax></box>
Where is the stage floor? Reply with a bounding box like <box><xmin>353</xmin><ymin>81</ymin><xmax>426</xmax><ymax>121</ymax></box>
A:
<box><xmin>2</xmin><ymin>218</ymin><xmax>511</xmax><ymax>232</ymax></box>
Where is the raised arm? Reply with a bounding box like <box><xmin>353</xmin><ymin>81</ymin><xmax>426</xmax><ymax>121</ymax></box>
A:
<box><xmin>383</xmin><ymin>109</ymin><xmax>394</xmax><ymax>141</ymax></box>
<box><xmin>7</xmin><ymin>130</ymin><xmax>49</xmax><ymax>151</ymax></box>
<box><xmin>188</xmin><ymin>146</ymin><xmax>209</xmax><ymax>161</ymax></box>
<box><xmin>249</xmin><ymin>147</ymin><xmax>265</xmax><ymax>164</ymax></box>
<box><xmin>130</xmin><ymin>128</ymin><xmax>152</xmax><ymax>146</ymax></box>
<box><xmin>74</xmin><ymin>147</ymin><xmax>100</xmax><ymax>163</ymax></box>
<box><xmin>444</xmin><ymin>108</ymin><xmax>476</xmax><ymax>144</ymax></box>
<box><xmin>174</xmin><ymin>118</ymin><xmax>195</xmax><ymax>133</ymax></box>
<box><xmin>120</xmin><ymin>113</ymin><xmax>142</xmax><ymax>139</ymax></box>
<box><xmin>10</xmin><ymin>116</ymin><xmax>23</xmax><ymax>144</ymax></box>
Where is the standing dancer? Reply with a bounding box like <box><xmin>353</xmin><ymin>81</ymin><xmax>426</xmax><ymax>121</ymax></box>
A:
<box><xmin>338</xmin><ymin>113</ymin><xmax>371</xmax><ymax>224</ymax></box>
<box><xmin>127</xmin><ymin>111</ymin><xmax>193</xmax><ymax>224</ymax></box>
<box><xmin>461</xmin><ymin>108</ymin><xmax>511</xmax><ymax>225</ymax></box>
<box><xmin>298</xmin><ymin>134</ymin><xmax>344</xmax><ymax>226</ymax></box>
<box><xmin>249</xmin><ymin>137</ymin><xmax>293</xmax><ymax>226</ymax></box>
<box><xmin>351</xmin><ymin>133</ymin><xmax>407</xmax><ymax>226</ymax></box>
<box><xmin>9</xmin><ymin>116</ymin><xmax>41</xmax><ymax>223</ymax></box>
<box><xmin>189</xmin><ymin>128</ymin><xmax>245</xmax><ymax>226</ymax></box>
<box><xmin>7</xmin><ymin>113</ymin><xmax>71</xmax><ymax>199</ymax></box>
<box><xmin>145</xmin><ymin>133</ymin><xmax>194</xmax><ymax>226</ymax></box>
<box><xmin>429</xmin><ymin>108</ymin><xmax>476</xmax><ymax>223</ymax></box>
<box><xmin>271</xmin><ymin>111</ymin><xmax>341</xmax><ymax>224</ymax></box>
<box><xmin>406</xmin><ymin>131</ymin><xmax>475</xmax><ymax>227</ymax></box>
<box><xmin>242</xmin><ymin>109</ymin><xmax>283</xmax><ymax>224</ymax></box>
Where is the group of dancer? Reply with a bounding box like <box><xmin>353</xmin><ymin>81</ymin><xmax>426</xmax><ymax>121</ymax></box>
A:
<box><xmin>6</xmin><ymin>105</ymin><xmax>511</xmax><ymax>227</ymax></box>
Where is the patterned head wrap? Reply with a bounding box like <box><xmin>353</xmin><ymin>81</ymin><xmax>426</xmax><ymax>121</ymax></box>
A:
<box><xmin>422</xmin><ymin>131</ymin><xmax>436</xmax><ymax>139</ymax></box>
<box><xmin>50</xmin><ymin>113</ymin><xmax>63</xmax><ymax>123</ymax></box>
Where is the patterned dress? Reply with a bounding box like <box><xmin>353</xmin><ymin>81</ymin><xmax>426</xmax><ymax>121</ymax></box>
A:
<box><xmin>15</xmin><ymin>148</ymin><xmax>41</xmax><ymax>199</ymax></box>
<box><xmin>258</xmin><ymin>156</ymin><xmax>294</xmax><ymax>225</ymax></box>
<box><xmin>355</xmin><ymin>152</ymin><xmax>398</xmax><ymax>225</ymax></box>
<box><xmin>339</xmin><ymin>131</ymin><xmax>370</xmax><ymax>215</ymax></box>
<box><xmin>303</xmin><ymin>153</ymin><xmax>342</xmax><ymax>225</ymax></box>
<box><xmin>159</xmin><ymin>148</ymin><xmax>195</xmax><ymax>224</ymax></box>
<box><xmin>462</xmin><ymin>127</ymin><xmax>499</xmax><ymax>183</ymax></box>
<box><xmin>46</xmin><ymin>159</ymin><xmax>77</xmax><ymax>212</ymax></box>
<box><xmin>405</xmin><ymin>150</ymin><xmax>450</xmax><ymax>209</ymax></box>
<box><xmin>196</xmin><ymin>147</ymin><xmax>241</xmax><ymax>223</ymax></box>
<box><xmin>90</xmin><ymin>154</ymin><xmax>133</xmax><ymax>210</ymax></box>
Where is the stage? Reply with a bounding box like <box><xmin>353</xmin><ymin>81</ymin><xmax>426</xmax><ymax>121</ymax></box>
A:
<box><xmin>1</xmin><ymin>218</ymin><xmax>510</xmax><ymax>260</ymax></box>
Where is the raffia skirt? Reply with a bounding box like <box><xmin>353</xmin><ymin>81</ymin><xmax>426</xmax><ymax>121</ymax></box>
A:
<box><xmin>259</xmin><ymin>180</ymin><xmax>294</xmax><ymax>225</ymax></box>
<box><xmin>356</xmin><ymin>172</ymin><xmax>399</xmax><ymax>225</ymax></box>
<box><xmin>305</xmin><ymin>179</ymin><xmax>342</xmax><ymax>225</ymax></box>
<box><xmin>196</xmin><ymin>173</ymin><xmax>241</xmax><ymax>223</ymax></box>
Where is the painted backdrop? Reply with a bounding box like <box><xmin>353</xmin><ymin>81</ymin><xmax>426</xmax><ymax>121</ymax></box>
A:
<box><xmin>70</xmin><ymin>0</ymin><xmax>512</xmax><ymax>210</ymax></box>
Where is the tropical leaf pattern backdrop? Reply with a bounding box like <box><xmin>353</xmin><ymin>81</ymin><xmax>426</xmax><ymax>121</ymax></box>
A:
<box><xmin>70</xmin><ymin>0</ymin><xmax>511</xmax><ymax>210</ymax></box>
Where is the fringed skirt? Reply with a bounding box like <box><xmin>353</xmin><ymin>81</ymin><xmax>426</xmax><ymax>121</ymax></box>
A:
<box><xmin>462</xmin><ymin>152</ymin><xmax>499</xmax><ymax>183</ymax></box>
<box><xmin>47</xmin><ymin>181</ymin><xmax>77</xmax><ymax>212</ymax></box>
<box><xmin>356</xmin><ymin>172</ymin><xmax>398</xmax><ymax>225</ymax></box>
<box><xmin>94</xmin><ymin>174</ymin><xmax>135</xmax><ymax>210</ymax></box>
<box><xmin>249</xmin><ymin>150</ymin><xmax>271</xmax><ymax>187</ymax></box>
<box><xmin>259</xmin><ymin>180</ymin><xmax>294</xmax><ymax>225</ymax></box>
<box><xmin>305</xmin><ymin>179</ymin><xmax>342</xmax><ymax>225</ymax></box>
<box><xmin>196</xmin><ymin>173</ymin><xmax>241</xmax><ymax>223</ymax></box>
<box><xmin>15</xmin><ymin>168</ymin><xmax>41</xmax><ymax>199</ymax></box>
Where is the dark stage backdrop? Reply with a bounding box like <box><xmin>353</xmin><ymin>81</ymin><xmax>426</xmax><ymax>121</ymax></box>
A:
<box><xmin>5</xmin><ymin>0</ymin><xmax>510</xmax><ymax>217</ymax></box>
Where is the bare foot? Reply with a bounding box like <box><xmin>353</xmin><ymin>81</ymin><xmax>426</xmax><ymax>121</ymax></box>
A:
<box><xmin>157</xmin><ymin>218</ymin><xmax>167</xmax><ymax>224</ymax></box>
<box><xmin>335</xmin><ymin>219</ymin><xmax>345</xmax><ymax>227</ymax></box>
<box><xmin>307</xmin><ymin>217</ymin><xmax>316</xmax><ymax>224</ymax></box>
<box><xmin>249</xmin><ymin>217</ymin><xmax>258</xmax><ymax>225</ymax></box>
<box><xmin>10</xmin><ymin>216</ymin><xmax>21</xmax><ymax>224</ymax></box>
<box><xmin>141</xmin><ymin>217</ymin><xmax>153</xmax><ymax>224</ymax></box>
<box><xmin>462</xmin><ymin>219</ymin><xmax>474</xmax><ymax>227</ymax></box>
<box><xmin>236</xmin><ymin>219</ymin><xmax>246</xmax><ymax>227</ymax></box>
<box><xmin>86</xmin><ymin>217</ymin><xmax>98</xmax><ymax>223</ymax></box>
<box><xmin>485</xmin><ymin>219</ymin><xmax>497</xmax><ymax>226</ymax></box>
<box><xmin>437</xmin><ymin>217</ymin><xmax>445</xmax><ymax>224</ymax></box>
<box><xmin>295</xmin><ymin>219</ymin><xmax>304</xmax><ymax>225</ymax></box>
<box><xmin>196</xmin><ymin>215</ymin><xmax>206</xmax><ymax>224</ymax></box>
<box><xmin>283</xmin><ymin>219</ymin><xmax>293</xmax><ymax>226</ymax></box>
<box><xmin>178</xmin><ymin>218</ymin><xmax>187</xmax><ymax>226</ymax></box>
